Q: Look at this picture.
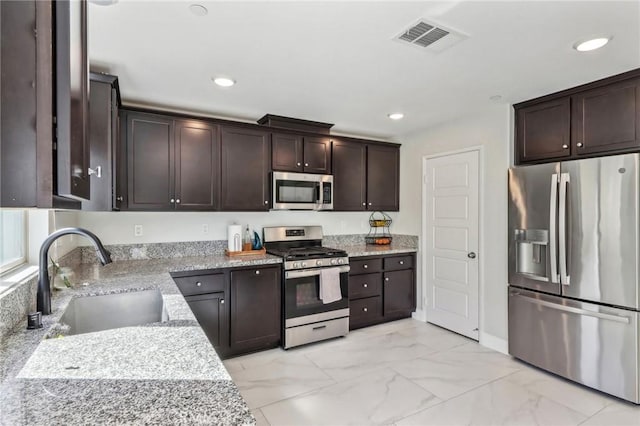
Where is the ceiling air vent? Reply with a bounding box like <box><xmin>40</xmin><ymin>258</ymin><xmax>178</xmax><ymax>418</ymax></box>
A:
<box><xmin>395</xmin><ymin>19</ymin><xmax>467</xmax><ymax>53</ymax></box>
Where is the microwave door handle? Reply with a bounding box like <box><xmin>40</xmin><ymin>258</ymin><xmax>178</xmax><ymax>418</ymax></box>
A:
<box><xmin>316</xmin><ymin>183</ymin><xmax>322</xmax><ymax>210</ymax></box>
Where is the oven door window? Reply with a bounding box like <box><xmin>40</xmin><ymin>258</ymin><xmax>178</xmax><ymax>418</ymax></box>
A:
<box><xmin>276</xmin><ymin>180</ymin><xmax>318</xmax><ymax>204</ymax></box>
<box><xmin>285</xmin><ymin>272</ymin><xmax>348</xmax><ymax>319</ymax></box>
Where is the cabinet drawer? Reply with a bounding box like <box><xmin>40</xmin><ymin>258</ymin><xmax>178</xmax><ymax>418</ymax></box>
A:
<box><xmin>350</xmin><ymin>296</ymin><xmax>382</xmax><ymax>327</ymax></box>
<box><xmin>383</xmin><ymin>255</ymin><xmax>413</xmax><ymax>271</ymax></box>
<box><xmin>349</xmin><ymin>273</ymin><xmax>381</xmax><ymax>299</ymax></box>
<box><xmin>173</xmin><ymin>273</ymin><xmax>225</xmax><ymax>296</ymax></box>
<box><xmin>350</xmin><ymin>258</ymin><xmax>382</xmax><ymax>274</ymax></box>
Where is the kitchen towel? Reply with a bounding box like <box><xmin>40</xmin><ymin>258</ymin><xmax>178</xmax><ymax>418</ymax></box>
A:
<box><xmin>227</xmin><ymin>225</ymin><xmax>243</xmax><ymax>252</ymax></box>
<box><xmin>319</xmin><ymin>267</ymin><xmax>342</xmax><ymax>304</ymax></box>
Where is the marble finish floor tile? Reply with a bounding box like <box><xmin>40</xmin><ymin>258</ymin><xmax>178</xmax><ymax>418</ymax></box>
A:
<box><xmin>396</xmin><ymin>322</ymin><xmax>472</xmax><ymax>352</ymax></box>
<box><xmin>261</xmin><ymin>368</ymin><xmax>441</xmax><ymax>426</ymax></box>
<box><xmin>304</xmin><ymin>331</ymin><xmax>439</xmax><ymax>382</ymax></box>
<box><xmin>251</xmin><ymin>409</ymin><xmax>271</xmax><ymax>426</ymax></box>
<box><xmin>504</xmin><ymin>368</ymin><xmax>616</xmax><ymax>417</ymax></box>
<box><xmin>229</xmin><ymin>354</ymin><xmax>335</xmax><ymax>409</ymax></box>
<box><xmin>579</xmin><ymin>401</ymin><xmax>640</xmax><ymax>425</ymax></box>
<box><xmin>396</xmin><ymin>378</ymin><xmax>588</xmax><ymax>426</ymax></box>
<box><xmin>392</xmin><ymin>342</ymin><xmax>522</xmax><ymax>400</ymax></box>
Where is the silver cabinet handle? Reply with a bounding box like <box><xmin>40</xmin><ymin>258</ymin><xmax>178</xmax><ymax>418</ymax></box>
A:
<box><xmin>576</xmin><ymin>142</ymin><xmax>583</xmax><ymax>147</ymax></box>
<box><xmin>363</xmin><ymin>264</ymin><xmax>368</xmax><ymax>269</ymax></box>
<box><xmin>362</xmin><ymin>202</ymin><xmax>366</xmax><ymax>206</ymax></box>
<box><xmin>220</xmin><ymin>299</ymin><xmax>225</xmax><ymax>304</ymax></box>
<box><xmin>176</xmin><ymin>199</ymin><xmax>181</xmax><ymax>204</ymax></box>
<box><xmin>368</xmin><ymin>202</ymin><xmax>372</xmax><ymax>206</ymax></box>
<box><xmin>363</xmin><ymin>307</ymin><xmax>368</xmax><ymax>312</ymax></box>
<box><xmin>559</xmin><ymin>172</ymin><xmax>570</xmax><ymax>285</ymax></box>
<box><xmin>196</xmin><ymin>282</ymin><xmax>202</xmax><ymax>287</ymax></box>
<box><xmin>399</xmin><ymin>260</ymin><xmax>404</xmax><ymax>265</ymax></box>
<box><xmin>549</xmin><ymin>174</ymin><xmax>559</xmax><ymax>284</ymax></box>
<box><xmin>467</xmin><ymin>252</ymin><xmax>476</xmax><ymax>259</ymax></box>
<box><xmin>385</xmin><ymin>277</ymin><xmax>389</xmax><ymax>282</ymax></box>
<box><xmin>297</xmin><ymin>162</ymin><xmax>301</xmax><ymax>167</ymax></box>
<box><xmin>255</xmin><ymin>270</ymin><xmax>260</xmax><ymax>275</ymax></box>
<box><xmin>562</xmin><ymin>144</ymin><xmax>568</xmax><ymax>149</ymax></box>
<box><xmin>305</xmin><ymin>163</ymin><xmax>309</xmax><ymax>167</ymax></box>
<box><xmin>88</xmin><ymin>166</ymin><xmax>102</xmax><ymax>178</ymax></box>
<box><xmin>265</xmin><ymin>200</ymin><xmax>269</xmax><ymax>204</ymax></box>
<box><xmin>514</xmin><ymin>292</ymin><xmax>630</xmax><ymax>324</ymax></box>
<box><xmin>170</xmin><ymin>199</ymin><xmax>175</xmax><ymax>203</ymax></box>
<box><xmin>363</xmin><ymin>283</ymin><xmax>368</xmax><ymax>288</ymax></box>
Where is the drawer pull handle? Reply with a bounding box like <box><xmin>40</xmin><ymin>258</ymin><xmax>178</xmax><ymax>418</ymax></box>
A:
<box><xmin>363</xmin><ymin>307</ymin><xmax>368</xmax><ymax>312</ymax></box>
<box><xmin>196</xmin><ymin>282</ymin><xmax>202</xmax><ymax>287</ymax></box>
<box><xmin>385</xmin><ymin>277</ymin><xmax>390</xmax><ymax>282</ymax></box>
<box><xmin>256</xmin><ymin>270</ymin><xmax>260</xmax><ymax>275</ymax></box>
<box><xmin>363</xmin><ymin>264</ymin><xmax>368</xmax><ymax>269</ymax></box>
<box><xmin>220</xmin><ymin>299</ymin><xmax>225</xmax><ymax>304</ymax></box>
<box><xmin>399</xmin><ymin>261</ymin><xmax>404</xmax><ymax>265</ymax></box>
<box><xmin>363</xmin><ymin>283</ymin><xmax>368</xmax><ymax>288</ymax></box>
<box><xmin>312</xmin><ymin>325</ymin><xmax>327</xmax><ymax>331</ymax></box>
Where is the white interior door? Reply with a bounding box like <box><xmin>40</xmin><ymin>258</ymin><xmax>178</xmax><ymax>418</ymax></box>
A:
<box><xmin>424</xmin><ymin>150</ymin><xmax>479</xmax><ymax>340</ymax></box>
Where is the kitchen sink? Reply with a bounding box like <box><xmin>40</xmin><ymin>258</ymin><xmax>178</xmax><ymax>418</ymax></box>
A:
<box><xmin>59</xmin><ymin>289</ymin><xmax>168</xmax><ymax>335</ymax></box>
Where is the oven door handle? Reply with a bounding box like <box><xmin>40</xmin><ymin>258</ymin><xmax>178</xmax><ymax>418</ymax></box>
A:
<box><xmin>285</xmin><ymin>265</ymin><xmax>350</xmax><ymax>279</ymax></box>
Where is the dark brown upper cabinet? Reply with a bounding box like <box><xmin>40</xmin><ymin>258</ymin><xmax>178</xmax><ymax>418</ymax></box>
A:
<box><xmin>571</xmin><ymin>77</ymin><xmax>640</xmax><ymax>156</ymax></box>
<box><xmin>333</xmin><ymin>141</ymin><xmax>400</xmax><ymax>212</ymax></box>
<box><xmin>82</xmin><ymin>73</ymin><xmax>121</xmax><ymax>211</ymax></box>
<box><xmin>221</xmin><ymin>126</ymin><xmax>271</xmax><ymax>211</ymax></box>
<box><xmin>124</xmin><ymin>111</ymin><xmax>220</xmax><ymax>211</ymax></box>
<box><xmin>271</xmin><ymin>133</ymin><xmax>331</xmax><ymax>174</ymax></box>
<box><xmin>514</xmin><ymin>69</ymin><xmax>640</xmax><ymax>165</ymax></box>
<box><xmin>333</xmin><ymin>139</ymin><xmax>367</xmax><ymax>210</ymax></box>
<box><xmin>516</xmin><ymin>99</ymin><xmax>571</xmax><ymax>163</ymax></box>
<box><xmin>125</xmin><ymin>111</ymin><xmax>175</xmax><ymax>210</ymax></box>
<box><xmin>174</xmin><ymin>120</ymin><xmax>220</xmax><ymax>211</ymax></box>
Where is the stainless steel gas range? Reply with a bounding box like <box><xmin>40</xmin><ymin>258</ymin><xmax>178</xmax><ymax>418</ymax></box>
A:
<box><xmin>264</xmin><ymin>226</ymin><xmax>350</xmax><ymax>349</ymax></box>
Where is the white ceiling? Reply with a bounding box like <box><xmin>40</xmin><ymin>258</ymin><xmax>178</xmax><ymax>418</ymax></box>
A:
<box><xmin>89</xmin><ymin>1</ymin><xmax>640</xmax><ymax>140</ymax></box>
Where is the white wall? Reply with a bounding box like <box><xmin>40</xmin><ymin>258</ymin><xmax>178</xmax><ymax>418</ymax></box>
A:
<box><xmin>74</xmin><ymin>210</ymin><xmax>397</xmax><ymax>245</ymax></box>
<box><xmin>394</xmin><ymin>104</ymin><xmax>511</xmax><ymax>345</ymax></box>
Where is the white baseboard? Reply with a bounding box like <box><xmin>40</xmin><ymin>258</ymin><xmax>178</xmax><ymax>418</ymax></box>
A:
<box><xmin>411</xmin><ymin>309</ymin><xmax>427</xmax><ymax>322</ymax></box>
<box><xmin>479</xmin><ymin>331</ymin><xmax>508</xmax><ymax>355</ymax></box>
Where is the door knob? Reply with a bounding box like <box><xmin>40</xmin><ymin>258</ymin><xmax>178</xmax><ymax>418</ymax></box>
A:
<box><xmin>468</xmin><ymin>252</ymin><xmax>476</xmax><ymax>259</ymax></box>
<box><xmin>88</xmin><ymin>166</ymin><xmax>102</xmax><ymax>178</ymax></box>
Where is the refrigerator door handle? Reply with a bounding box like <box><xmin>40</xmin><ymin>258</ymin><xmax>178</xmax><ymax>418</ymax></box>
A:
<box><xmin>511</xmin><ymin>291</ymin><xmax>631</xmax><ymax>324</ymax></box>
<box><xmin>549</xmin><ymin>174</ymin><xmax>559</xmax><ymax>284</ymax></box>
<box><xmin>559</xmin><ymin>172</ymin><xmax>570</xmax><ymax>285</ymax></box>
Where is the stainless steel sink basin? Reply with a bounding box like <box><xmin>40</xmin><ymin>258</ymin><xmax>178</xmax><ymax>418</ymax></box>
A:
<box><xmin>59</xmin><ymin>289</ymin><xmax>168</xmax><ymax>335</ymax></box>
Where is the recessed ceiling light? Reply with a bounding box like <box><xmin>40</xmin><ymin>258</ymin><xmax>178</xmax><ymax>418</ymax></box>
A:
<box><xmin>573</xmin><ymin>37</ymin><xmax>611</xmax><ymax>52</ymax></box>
<box><xmin>388</xmin><ymin>113</ymin><xmax>404</xmax><ymax>120</ymax></box>
<box><xmin>213</xmin><ymin>77</ymin><xmax>236</xmax><ymax>87</ymax></box>
<box><xmin>189</xmin><ymin>4</ymin><xmax>208</xmax><ymax>16</ymax></box>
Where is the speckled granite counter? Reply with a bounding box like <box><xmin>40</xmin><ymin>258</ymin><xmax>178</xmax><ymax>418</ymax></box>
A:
<box><xmin>343</xmin><ymin>244</ymin><xmax>418</xmax><ymax>258</ymax></box>
<box><xmin>0</xmin><ymin>253</ymin><xmax>280</xmax><ymax>425</ymax></box>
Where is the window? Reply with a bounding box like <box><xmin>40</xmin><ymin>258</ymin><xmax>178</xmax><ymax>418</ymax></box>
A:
<box><xmin>0</xmin><ymin>210</ymin><xmax>27</xmax><ymax>273</ymax></box>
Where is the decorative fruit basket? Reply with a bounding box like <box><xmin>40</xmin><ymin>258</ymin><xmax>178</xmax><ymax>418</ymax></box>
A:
<box><xmin>365</xmin><ymin>211</ymin><xmax>393</xmax><ymax>245</ymax></box>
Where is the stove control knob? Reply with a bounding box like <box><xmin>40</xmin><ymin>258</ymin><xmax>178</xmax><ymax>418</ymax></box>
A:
<box><xmin>293</xmin><ymin>262</ymin><xmax>300</xmax><ymax>268</ymax></box>
<box><xmin>301</xmin><ymin>262</ymin><xmax>307</xmax><ymax>268</ymax></box>
<box><xmin>316</xmin><ymin>260</ymin><xmax>323</xmax><ymax>266</ymax></box>
<box><xmin>330</xmin><ymin>259</ymin><xmax>338</xmax><ymax>265</ymax></box>
<box><xmin>337</xmin><ymin>258</ymin><xmax>344</xmax><ymax>265</ymax></box>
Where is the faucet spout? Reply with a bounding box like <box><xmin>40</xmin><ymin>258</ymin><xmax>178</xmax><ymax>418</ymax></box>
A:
<box><xmin>38</xmin><ymin>228</ymin><xmax>112</xmax><ymax>315</ymax></box>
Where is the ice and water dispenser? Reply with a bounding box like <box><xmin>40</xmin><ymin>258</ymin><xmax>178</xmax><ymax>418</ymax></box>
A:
<box><xmin>514</xmin><ymin>229</ymin><xmax>549</xmax><ymax>280</ymax></box>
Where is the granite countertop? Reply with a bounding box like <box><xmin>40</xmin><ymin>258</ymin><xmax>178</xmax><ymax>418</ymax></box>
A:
<box><xmin>344</xmin><ymin>244</ymin><xmax>418</xmax><ymax>257</ymax></box>
<box><xmin>0</xmin><ymin>253</ymin><xmax>281</xmax><ymax>425</ymax></box>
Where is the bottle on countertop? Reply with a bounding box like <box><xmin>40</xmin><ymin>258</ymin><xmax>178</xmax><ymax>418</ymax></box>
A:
<box><xmin>243</xmin><ymin>225</ymin><xmax>252</xmax><ymax>251</ymax></box>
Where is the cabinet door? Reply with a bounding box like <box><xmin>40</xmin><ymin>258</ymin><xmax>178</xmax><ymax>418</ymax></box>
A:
<box><xmin>174</xmin><ymin>120</ymin><xmax>219</xmax><ymax>211</ymax></box>
<box><xmin>572</xmin><ymin>78</ymin><xmax>640</xmax><ymax>156</ymax></box>
<box><xmin>303</xmin><ymin>136</ymin><xmax>332</xmax><ymax>174</ymax></box>
<box><xmin>230</xmin><ymin>266</ymin><xmax>281</xmax><ymax>352</ymax></box>
<box><xmin>516</xmin><ymin>99</ymin><xmax>571</xmax><ymax>163</ymax></box>
<box><xmin>332</xmin><ymin>140</ymin><xmax>366</xmax><ymax>210</ymax></box>
<box><xmin>220</xmin><ymin>126</ymin><xmax>270</xmax><ymax>211</ymax></box>
<box><xmin>383</xmin><ymin>269</ymin><xmax>415</xmax><ymax>317</ymax></box>
<box><xmin>185</xmin><ymin>292</ymin><xmax>228</xmax><ymax>351</ymax></box>
<box><xmin>272</xmin><ymin>133</ymin><xmax>303</xmax><ymax>172</ymax></box>
<box><xmin>367</xmin><ymin>145</ymin><xmax>399</xmax><ymax>211</ymax></box>
<box><xmin>126</xmin><ymin>112</ymin><xmax>175</xmax><ymax>210</ymax></box>
<box><xmin>82</xmin><ymin>79</ymin><xmax>113</xmax><ymax>211</ymax></box>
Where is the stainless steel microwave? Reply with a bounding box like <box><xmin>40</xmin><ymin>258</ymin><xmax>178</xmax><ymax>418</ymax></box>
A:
<box><xmin>272</xmin><ymin>172</ymin><xmax>333</xmax><ymax>210</ymax></box>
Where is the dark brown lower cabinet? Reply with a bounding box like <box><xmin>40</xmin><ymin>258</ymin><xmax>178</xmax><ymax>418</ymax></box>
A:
<box><xmin>230</xmin><ymin>266</ymin><xmax>281</xmax><ymax>354</ymax></box>
<box><xmin>348</xmin><ymin>253</ymin><xmax>416</xmax><ymax>330</ymax></box>
<box><xmin>172</xmin><ymin>264</ymin><xmax>281</xmax><ymax>359</ymax></box>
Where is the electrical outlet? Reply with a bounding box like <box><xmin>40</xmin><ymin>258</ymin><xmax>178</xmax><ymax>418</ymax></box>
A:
<box><xmin>202</xmin><ymin>224</ymin><xmax>209</xmax><ymax>234</ymax></box>
<box><xmin>134</xmin><ymin>224</ymin><xmax>143</xmax><ymax>237</ymax></box>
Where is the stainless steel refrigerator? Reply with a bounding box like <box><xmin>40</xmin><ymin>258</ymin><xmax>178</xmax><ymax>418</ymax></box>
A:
<box><xmin>508</xmin><ymin>153</ymin><xmax>639</xmax><ymax>403</ymax></box>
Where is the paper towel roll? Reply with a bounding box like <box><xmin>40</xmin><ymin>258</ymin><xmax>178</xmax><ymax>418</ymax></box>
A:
<box><xmin>227</xmin><ymin>225</ymin><xmax>242</xmax><ymax>252</ymax></box>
